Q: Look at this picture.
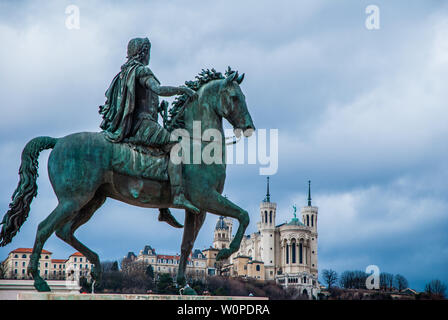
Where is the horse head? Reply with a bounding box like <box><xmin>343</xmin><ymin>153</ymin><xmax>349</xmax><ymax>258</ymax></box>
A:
<box><xmin>216</xmin><ymin>71</ymin><xmax>255</xmax><ymax>138</ymax></box>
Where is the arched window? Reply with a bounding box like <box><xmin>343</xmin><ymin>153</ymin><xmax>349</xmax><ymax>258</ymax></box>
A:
<box><xmin>311</xmin><ymin>215</ymin><xmax>314</xmax><ymax>227</ymax></box>
<box><xmin>286</xmin><ymin>244</ymin><xmax>289</xmax><ymax>264</ymax></box>
<box><xmin>264</xmin><ymin>211</ymin><xmax>268</xmax><ymax>223</ymax></box>
<box><xmin>22</xmin><ymin>254</ymin><xmax>26</xmax><ymax>258</ymax></box>
<box><xmin>299</xmin><ymin>242</ymin><xmax>303</xmax><ymax>264</ymax></box>
<box><xmin>269</xmin><ymin>211</ymin><xmax>272</xmax><ymax>224</ymax></box>
<box><xmin>307</xmin><ymin>215</ymin><xmax>309</xmax><ymax>226</ymax></box>
<box><xmin>256</xmin><ymin>265</ymin><xmax>260</xmax><ymax>272</ymax></box>
<box><xmin>292</xmin><ymin>242</ymin><xmax>296</xmax><ymax>263</ymax></box>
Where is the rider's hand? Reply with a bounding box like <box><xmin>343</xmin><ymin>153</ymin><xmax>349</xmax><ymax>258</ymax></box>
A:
<box><xmin>180</xmin><ymin>86</ymin><xmax>197</xmax><ymax>99</ymax></box>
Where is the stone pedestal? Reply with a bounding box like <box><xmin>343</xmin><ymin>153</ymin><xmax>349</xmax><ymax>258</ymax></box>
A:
<box><xmin>16</xmin><ymin>292</ymin><xmax>268</xmax><ymax>300</ymax></box>
<box><xmin>0</xmin><ymin>279</ymin><xmax>80</xmax><ymax>300</ymax></box>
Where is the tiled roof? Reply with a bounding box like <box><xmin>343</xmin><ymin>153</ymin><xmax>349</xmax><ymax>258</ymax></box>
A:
<box><xmin>11</xmin><ymin>248</ymin><xmax>52</xmax><ymax>254</ymax></box>
<box><xmin>157</xmin><ymin>254</ymin><xmax>180</xmax><ymax>260</ymax></box>
<box><xmin>51</xmin><ymin>259</ymin><xmax>67</xmax><ymax>263</ymax></box>
<box><xmin>70</xmin><ymin>252</ymin><xmax>84</xmax><ymax>257</ymax></box>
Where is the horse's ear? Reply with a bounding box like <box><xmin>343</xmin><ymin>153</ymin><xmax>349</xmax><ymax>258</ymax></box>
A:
<box><xmin>225</xmin><ymin>71</ymin><xmax>238</xmax><ymax>85</ymax></box>
<box><xmin>236</xmin><ymin>73</ymin><xmax>245</xmax><ymax>84</ymax></box>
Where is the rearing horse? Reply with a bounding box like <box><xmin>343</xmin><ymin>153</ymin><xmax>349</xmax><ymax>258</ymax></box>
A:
<box><xmin>0</xmin><ymin>70</ymin><xmax>255</xmax><ymax>292</ymax></box>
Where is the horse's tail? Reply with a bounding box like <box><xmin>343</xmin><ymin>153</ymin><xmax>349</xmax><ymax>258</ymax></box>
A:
<box><xmin>0</xmin><ymin>136</ymin><xmax>58</xmax><ymax>246</ymax></box>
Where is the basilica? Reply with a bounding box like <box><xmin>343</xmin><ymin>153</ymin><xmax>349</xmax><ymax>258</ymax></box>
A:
<box><xmin>205</xmin><ymin>178</ymin><xmax>320</xmax><ymax>298</ymax></box>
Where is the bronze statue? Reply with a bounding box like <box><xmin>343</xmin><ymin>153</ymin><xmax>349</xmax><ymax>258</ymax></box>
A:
<box><xmin>0</xmin><ymin>37</ymin><xmax>255</xmax><ymax>292</ymax></box>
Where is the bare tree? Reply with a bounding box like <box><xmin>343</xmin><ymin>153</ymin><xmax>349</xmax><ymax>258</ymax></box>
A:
<box><xmin>425</xmin><ymin>279</ymin><xmax>447</xmax><ymax>298</ymax></box>
<box><xmin>322</xmin><ymin>269</ymin><xmax>338</xmax><ymax>289</ymax></box>
<box><xmin>380</xmin><ymin>272</ymin><xmax>394</xmax><ymax>291</ymax></box>
<box><xmin>394</xmin><ymin>274</ymin><xmax>408</xmax><ymax>292</ymax></box>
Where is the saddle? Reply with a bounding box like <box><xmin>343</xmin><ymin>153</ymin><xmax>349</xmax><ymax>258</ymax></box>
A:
<box><xmin>110</xmin><ymin>140</ymin><xmax>170</xmax><ymax>182</ymax></box>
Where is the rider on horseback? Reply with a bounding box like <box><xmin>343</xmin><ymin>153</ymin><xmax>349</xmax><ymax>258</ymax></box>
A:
<box><xmin>99</xmin><ymin>37</ymin><xmax>199</xmax><ymax>227</ymax></box>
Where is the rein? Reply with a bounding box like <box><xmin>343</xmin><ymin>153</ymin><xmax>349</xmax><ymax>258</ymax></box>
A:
<box><xmin>163</xmin><ymin>94</ymin><xmax>242</xmax><ymax>146</ymax></box>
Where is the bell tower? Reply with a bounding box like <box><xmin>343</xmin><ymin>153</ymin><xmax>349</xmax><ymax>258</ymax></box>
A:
<box><xmin>258</xmin><ymin>177</ymin><xmax>277</xmax><ymax>280</ymax></box>
<box><xmin>301</xmin><ymin>180</ymin><xmax>318</xmax><ymax>274</ymax></box>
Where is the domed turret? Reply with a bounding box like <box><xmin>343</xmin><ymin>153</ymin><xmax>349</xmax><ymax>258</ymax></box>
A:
<box><xmin>215</xmin><ymin>216</ymin><xmax>229</xmax><ymax>230</ymax></box>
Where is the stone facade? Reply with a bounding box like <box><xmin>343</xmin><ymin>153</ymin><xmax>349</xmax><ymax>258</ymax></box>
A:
<box><xmin>126</xmin><ymin>245</ymin><xmax>208</xmax><ymax>281</ymax></box>
<box><xmin>209</xmin><ymin>179</ymin><xmax>320</xmax><ymax>298</ymax></box>
<box><xmin>1</xmin><ymin>248</ymin><xmax>93</xmax><ymax>281</ymax></box>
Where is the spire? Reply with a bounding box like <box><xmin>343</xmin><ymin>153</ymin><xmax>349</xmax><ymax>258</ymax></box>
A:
<box><xmin>265</xmin><ymin>177</ymin><xmax>271</xmax><ymax>202</ymax></box>
<box><xmin>307</xmin><ymin>180</ymin><xmax>312</xmax><ymax>206</ymax></box>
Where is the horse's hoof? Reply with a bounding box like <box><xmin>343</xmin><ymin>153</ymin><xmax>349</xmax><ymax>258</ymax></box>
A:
<box><xmin>34</xmin><ymin>280</ymin><xmax>51</xmax><ymax>292</ymax></box>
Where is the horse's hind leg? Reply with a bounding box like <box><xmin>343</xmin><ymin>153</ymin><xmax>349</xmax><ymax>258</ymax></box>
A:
<box><xmin>177</xmin><ymin>209</ymin><xmax>206</xmax><ymax>286</ymax></box>
<box><xmin>55</xmin><ymin>194</ymin><xmax>106</xmax><ymax>285</ymax></box>
<box><xmin>28</xmin><ymin>199</ymin><xmax>85</xmax><ymax>292</ymax></box>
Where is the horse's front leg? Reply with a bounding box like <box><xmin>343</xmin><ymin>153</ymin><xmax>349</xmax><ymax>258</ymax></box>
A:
<box><xmin>177</xmin><ymin>209</ymin><xmax>206</xmax><ymax>286</ymax></box>
<box><xmin>201</xmin><ymin>191</ymin><xmax>249</xmax><ymax>261</ymax></box>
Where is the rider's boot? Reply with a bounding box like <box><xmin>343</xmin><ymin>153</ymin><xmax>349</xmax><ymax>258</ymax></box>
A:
<box><xmin>172</xmin><ymin>185</ymin><xmax>200</xmax><ymax>214</ymax></box>
<box><xmin>158</xmin><ymin>208</ymin><xmax>183</xmax><ymax>228</ymax></box>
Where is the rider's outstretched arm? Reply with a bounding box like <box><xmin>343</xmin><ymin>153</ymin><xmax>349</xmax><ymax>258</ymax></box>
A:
<box><xmin>143</xmin><ymin>77</ymin><xmax>192</xmax><ymax>97</ymax></box>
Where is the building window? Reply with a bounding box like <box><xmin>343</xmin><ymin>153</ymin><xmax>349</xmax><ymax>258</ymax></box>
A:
<box><xmin>14</xmin><ymin>254</ymin><xmax>18</xmax><ymax>258</ymax></box>
<box><xmin>286</xmin><ymin>244</ymin><xmax>289</xmax><ymax>264</ymax></box>
<box><xmin>45</xmin><ymin>256</ymin><xmax>49</xmax><ymax>259</ymax></box>
<box><xmin>22</xmin><ymin>262</ymin><xmax>26</xmax><ymax>267</ymax></box>
<box><xmin>299</xmin><ymin>243</ymin><xmax>303</xmax><ymax>264</ymax></box>
<box><xmin>22</xmin><ymin>254</ymin><xmax>27</xmax><ymax>258</ymax></box>
<box><xmin>264</xmin><ymin>211</ymin><xmax>267</xmax><ymax>223</ymax></box>
<box><xmin>307</xmin><ymin>215</ymin><xmax>309</xmax><ymax>226</ymax></box>
<box><xmin>311</xmin><ymin>215</ymin><xmax>314</xmax><ymax>227</ymax></box>
<box><xmin>74</xmin><ymin>258</ymin><xmax>77</xmax><ymax>262</ymax></box>
<box><xmin>256</xmin><ymin>265</ymin><xmax>260</xmax><ymax>272</ymax></box>
<box><xmin>269</xmin><ymin>211</ymin><xmax>272</xmax><ymax>224</ymax></box>
<box><xmin>292</xmin><ymin>243</ymin><xmax>296</xmax><ymax>264</ymax></box>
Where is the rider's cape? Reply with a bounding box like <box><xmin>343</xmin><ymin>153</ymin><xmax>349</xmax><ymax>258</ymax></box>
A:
<box><xmin>99</xmin><ymin>61</ymin><xmax>141</xmax><ymax>142</ymax></box>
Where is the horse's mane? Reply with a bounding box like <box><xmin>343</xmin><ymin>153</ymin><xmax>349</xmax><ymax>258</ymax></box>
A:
<box><xmin>166</xmin><ymin>66</ymin><xmax>237</xmax><ymax>131</ymax></box>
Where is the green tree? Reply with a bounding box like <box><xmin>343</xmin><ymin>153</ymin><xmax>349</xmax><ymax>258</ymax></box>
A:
<box><xmin>111</xmin><ymin>261</ymin><xmax>119</xmax><ymax>271</ymax></box>
<box><xmin>146</xmin><ymin>264</ymin><xmax>154</xmax><ymax>279</ymax></box>
<box><xmin>0</xmin><ymin>263</ymin><xmax>5</xmax><ymax>279</ymax></box>
<box><xmin>157</xmin><ymin>273</ymin><xmax>176</xmax><ymax>294</ymax></box>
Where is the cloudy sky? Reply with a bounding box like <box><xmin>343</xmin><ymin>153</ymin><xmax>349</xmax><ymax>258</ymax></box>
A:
<box><xmin>0</xmin><ymin>0</ymin><xmax>447</xmax><ymax>291</ymax></box>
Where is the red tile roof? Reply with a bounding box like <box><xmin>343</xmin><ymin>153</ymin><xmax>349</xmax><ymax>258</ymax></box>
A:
<box><xmin>70</xmin><ymin>252</ymin><xmax>84</xmax><ymax>257</ymax></box>
<box><xmin>51</xmin><ymin>259</ymin><xmax>67</xmax><ymax>263</ymax></box>
<box><xmin>11</xmin><ymin>248</ymin><xmax>52</xmax><ymax>254</ymax></box>
<box><xmin>157</xmin><ymin>254</ymin><xmax>180</xmax><ymax>260</ymax></box>
<box><xmin>156</xmin><ymin>254</ymin><xmax>192</xmax><ymax>262</ymax></box>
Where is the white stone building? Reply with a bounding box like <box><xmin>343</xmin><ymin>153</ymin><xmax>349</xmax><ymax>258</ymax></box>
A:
<box><xmin>1</xmin><ymin>249</ymin><xmax>92</xmax><ymax>281</ymax></box>
<box><xmin>215</xmin><ymin>178</ymin><xmax>320</xmax><ymax>298</ymax></box>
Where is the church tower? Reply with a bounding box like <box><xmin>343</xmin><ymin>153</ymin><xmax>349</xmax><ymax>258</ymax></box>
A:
<box><xmin>258</xmin><ymin>177</ymin><xmax>277</xmax><ymax>280</ymax></box>
<box><xmin>301</xmin><ymin>180</ymin><xmax>318</xmax><ymax>274</ymax></box>
<box><xmin>213</xmin><ymin>216</ymin><xmax>232</xmax><ymax>249</ymax></box>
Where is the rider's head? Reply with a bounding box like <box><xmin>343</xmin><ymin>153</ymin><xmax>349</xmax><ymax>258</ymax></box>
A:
<box><xmin>127</xmin><ymin>37</ymin><xmax>151</xmax><ymax>65</ymax></box>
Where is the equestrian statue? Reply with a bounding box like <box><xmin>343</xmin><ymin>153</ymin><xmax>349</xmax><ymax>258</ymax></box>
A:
<box><xmin>0</xmin><ymin>37</ymin><xmax>255</xmax><ymax>292</ymax></box>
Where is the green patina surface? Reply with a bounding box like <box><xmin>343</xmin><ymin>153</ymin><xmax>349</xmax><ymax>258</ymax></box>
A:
<box><xmin>0</xmin><ymin>38</ymin><xmax>255</xmax><ymax>293</ymax></box>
